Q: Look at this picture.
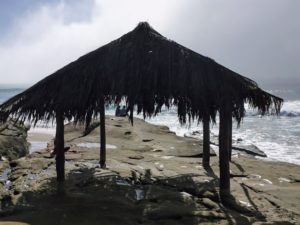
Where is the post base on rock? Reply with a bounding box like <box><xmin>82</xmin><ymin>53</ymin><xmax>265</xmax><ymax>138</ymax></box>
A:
<box><xmin>100</xmin><ymin>161</ymin><xmax>106</xmax><ymax>169</ymax></box>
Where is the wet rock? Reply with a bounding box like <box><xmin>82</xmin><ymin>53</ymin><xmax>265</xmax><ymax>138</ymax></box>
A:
<box><xmin>233</xmin><ymin>144</ymin><xmax>267</xmax><ymax>157</ymax></box>
<box><xmin>0</xmin><ymin>120</ymin><xmax>29</xmax><ymax>160</ymax></box>
<box><xmin>210</xmin><ymin>141</ymin><xmax>267</xmax><ymax>157</ymax></box>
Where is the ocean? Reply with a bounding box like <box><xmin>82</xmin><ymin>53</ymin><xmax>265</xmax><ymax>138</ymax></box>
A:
<box><xmin>1</xmin><ymin>87</ymin><xmax>300</xmax><ymax>165</ymax></box>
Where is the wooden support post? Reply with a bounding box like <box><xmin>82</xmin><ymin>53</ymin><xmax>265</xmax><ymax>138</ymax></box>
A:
<box><xmin>55</xmin><ymin>111</ymin><xmax>65</xmax><ymax>193</ymax></box>
<box><xmin>219</xmin><ymin>101</ymin><xmax>231</xmax><ymax>201</ymax></box>
<box><xmin>228</xmin><ymin>115</ymin><xmax>232</xmax><ymax>162</ymax></box>
<box><xmin>99</xmin><ymin>96</ymin><xmax>106</xmax><ymax>168</ymax></box>
<box><xmin>202</xmin><ymin>115</ymin><xmax>210</xmax><ymax>168</ymax></box>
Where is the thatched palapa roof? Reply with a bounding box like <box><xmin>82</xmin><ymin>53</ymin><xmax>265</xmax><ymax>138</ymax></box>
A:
<box><xmin>0</xmin><ymin>22</ymin><xmax>283</xmax><ymax>125</ymax></box>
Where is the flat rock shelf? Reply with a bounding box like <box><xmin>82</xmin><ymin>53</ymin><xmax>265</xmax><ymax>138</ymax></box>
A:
<box><xmin>0</xmin><ymin>116</ymin><xmax>299</xmax><ymax>225</ymax></box>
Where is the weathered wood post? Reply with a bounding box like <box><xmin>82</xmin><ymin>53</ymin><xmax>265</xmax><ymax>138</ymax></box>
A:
<box><xmin>219</xmin><ymin>99</ymin><xmax>232</xmax><ymax>201</ymax></box>
<box><xmin>55</xmin><ymin>111</ymin><xmax>65</xmax><ymax>193</ymax></box>
<box><xmin>99</xmin><ymin>96</ymin><xmax>106</xmax><ymax>168</ymax></box>
<box><xmin>228</xmin><ymin>115</ymin><xmax>233</xmax><ymax>161</ymax></box>
<box><xmin>202</xmin><ymin>114</ymin><xmax>210</xmax><ymax>168</ymax></box>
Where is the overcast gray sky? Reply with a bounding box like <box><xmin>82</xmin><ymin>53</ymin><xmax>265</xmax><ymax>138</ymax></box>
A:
<box><xmin>0</xmin><ymin>0</ymin><xmax>299</xmax><ymax>89</ymax></box>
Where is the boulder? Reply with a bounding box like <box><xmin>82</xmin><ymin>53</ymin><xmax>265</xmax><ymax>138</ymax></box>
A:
<box><xmin>0</xmin><ymin>119</ymin><xmax>29</xmax><ymax>160</ymax></box>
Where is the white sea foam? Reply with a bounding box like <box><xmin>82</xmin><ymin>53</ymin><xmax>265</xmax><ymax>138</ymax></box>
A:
<box><xmin>280</xmin><ymin>100</ymin><xmax>300</xmax><ymax>117</ymax></box>
<box><xmin>244</xmin><ymin>100</ymin><xmax>300</xmax><ymax>117</ymax></box>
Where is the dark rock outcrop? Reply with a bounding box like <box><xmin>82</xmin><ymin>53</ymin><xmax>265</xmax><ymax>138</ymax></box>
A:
<box><xmin>0</xmin><ymin>119</ymin><xmax>29</xmax><ymax>160</ymax></box>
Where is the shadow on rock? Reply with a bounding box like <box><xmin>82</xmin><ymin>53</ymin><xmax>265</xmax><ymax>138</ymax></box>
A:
<box><xmin>0</xmin><ymin>166</ymin><xmax>293</xmax><ymax>225</ymax></box>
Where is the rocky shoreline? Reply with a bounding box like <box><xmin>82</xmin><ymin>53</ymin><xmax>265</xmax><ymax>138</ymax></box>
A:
<box><xmin>0</xmin><ymin>116</ymin><xmax>299</xmax><ymax>224</ymax></box>
<box><xmin>0</xmin><ymin>120</ymin><xmax>29</xmax><ymax>161</ymax></box>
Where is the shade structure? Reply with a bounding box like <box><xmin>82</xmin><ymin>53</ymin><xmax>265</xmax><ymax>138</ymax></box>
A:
<box><xmin>0</xmin><ymin>22</ymin><xmax>282</xmax><ymax>125</ymax></box>
<box><xmin>0</xmin><ymin>22</ymin><xmax>283</xmax><ymax>199</ymax></box>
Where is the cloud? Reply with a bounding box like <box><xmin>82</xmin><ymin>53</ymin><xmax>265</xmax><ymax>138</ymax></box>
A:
<box><xmin>0</xmin><ymin>0</ymin><xmax>299</xmax><ymax>88</ymax></box>
<box><xmin>164</xmin><ymin>0</ymin><xmax>300</xmax><ymax>87</ymax></box>
<box><xmin>0</xmin><ymin>0</ymin><xmax>183</xmax><ymax>85</ymax></box>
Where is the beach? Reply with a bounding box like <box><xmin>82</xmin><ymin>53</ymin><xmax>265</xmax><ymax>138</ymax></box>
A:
<box><xmin>0</xmin><ymin>116</ymin><xmax>299</xmax><ymax>224</ymax></box>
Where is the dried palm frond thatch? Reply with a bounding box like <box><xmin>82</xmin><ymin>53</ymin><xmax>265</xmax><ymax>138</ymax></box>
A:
<box><xmin>0</xmin><ymin>22</ymin><xmax>283</xmax><ymax>199</ymax></box>
<box><xmin>0</xmin><ymin>22</ymin><xmax>282</xmax><ymax>126</ymax></box>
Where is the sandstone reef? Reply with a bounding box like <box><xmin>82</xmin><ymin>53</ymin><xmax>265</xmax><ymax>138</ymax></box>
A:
<box><xmin>0</xmin><ymin>116</ymin><xmax>299</xmax><ymax>224</ymax></box>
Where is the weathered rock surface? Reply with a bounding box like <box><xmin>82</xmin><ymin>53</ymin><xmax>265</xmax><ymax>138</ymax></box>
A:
<box><xmin>0</xmin><ymin>116</ymin><xmax>299</xmax><ymax>225</ymax></box>
<box><xmin>0</xmin><ymin>120</ymin><xmax>29</xmax><ymax>160</ymax></box>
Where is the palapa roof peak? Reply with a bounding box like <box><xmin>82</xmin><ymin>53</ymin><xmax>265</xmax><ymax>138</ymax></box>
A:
<box><xmin>135</xmin><ymin>21</ymin><xmax>152</xmax><ymax>32</ymax></box>
<box><xmin>133</xmin><ymin>22</ymin><xmax>165</xmax><ymax>39</ymax></box>
<box><xmin>0</xmin><ymin>22</ymin><xmax>283</xmax><ymax>126</ymax></box>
